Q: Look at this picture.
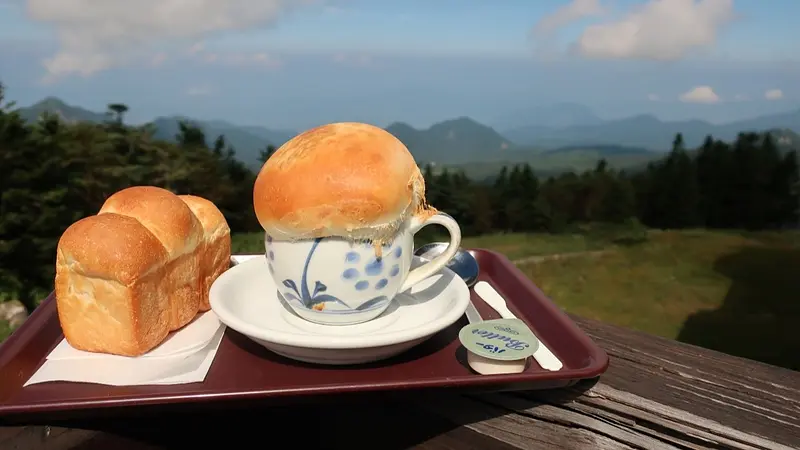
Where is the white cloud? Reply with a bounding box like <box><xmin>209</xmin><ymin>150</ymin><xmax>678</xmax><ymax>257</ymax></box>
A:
<box><xmin>574</xmin><ymin>0</ymin><xmax>735</xmax><ymax>60</ymax></box>
<box><xmin>26</xmin><ymin>0</ymin><xmax>315</xmax><ymax>79</ymax></box>
<box><xmin>647</xmin><ymin>93</ymin><xmax>660</xmax><ymax>101</ymax></box>
<box><xmin>679</xmin><ymin>85</ymin><xmax>720</xmax><ymax>104</ymax></box>
<box><xmin>532</xmin><ymin>0</ymin><xmax>605</xmax><ymax>38</ymax></box>
<box><xmin>764</xmin><ymin>89</ymin><xmax>784</xmax><ymax>100</ymax></box>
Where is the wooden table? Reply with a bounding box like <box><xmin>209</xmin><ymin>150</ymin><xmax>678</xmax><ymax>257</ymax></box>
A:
<box><xmin>2</xmin><ymin>315</ymin><xmax>798</xmax><ymax>450</ymax></box>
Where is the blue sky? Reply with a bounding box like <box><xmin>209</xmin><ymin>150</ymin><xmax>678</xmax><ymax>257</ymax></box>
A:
<box><xmin>0</xmin><ymin>0</ymin><xmax>798</xmax><ymax>130</ymax></box>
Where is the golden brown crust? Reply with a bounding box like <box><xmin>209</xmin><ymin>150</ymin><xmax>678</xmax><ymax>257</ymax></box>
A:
<box><xmin>54</xmin><ymin>188</ymin><xmax>226</xmax><ymax>356</ymax></box>
<box><xmin>98</xmin><ymin>186</ymin><xmax>204</xmax><ymax>330</ymax></box>
<box><xmin>253</xmin><ymin>122</ymin><xmax>432</xmax><ymax>241</ymax></box>
<box><xmin>99</xmin><ymin>186</ymin><xmax>203</xmax><ymax>256</ymax></box>
<box><xmin>179</xmin><ymin>195</ymin><xmax>232</xmax><ymax>311</ymax></box>
<box><xmin>55</xmin><ymin>213</ymin><xmax>172</xmax><ymax>356</ymax></box>
<box><xmin>56</xmin><ymin>213</ymin><xmax>169</xmax><ymax>285</ymax></box>
<box><xmin>179</xmin><ymin>195</ymin><xmax>230</xmax><ymax>241</ymax></box>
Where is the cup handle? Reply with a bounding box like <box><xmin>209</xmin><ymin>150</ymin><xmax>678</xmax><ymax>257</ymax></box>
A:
<box><xmin>400</xmin><ymin>212</ymin><xmax>462</xmax><ymax>292</ymax></box>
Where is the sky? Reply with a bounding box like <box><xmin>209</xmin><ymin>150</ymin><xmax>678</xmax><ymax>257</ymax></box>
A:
<box><xmin>0</xmin><ymin>0</ymin><xmax>798</xmax><ymax>130</ymax></box>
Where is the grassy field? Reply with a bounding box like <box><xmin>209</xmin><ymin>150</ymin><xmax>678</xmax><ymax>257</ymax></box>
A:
<box><xmin>521</xmin><ymin>229</ymin><xmax>800</xmax><ymax>370</ymax></box>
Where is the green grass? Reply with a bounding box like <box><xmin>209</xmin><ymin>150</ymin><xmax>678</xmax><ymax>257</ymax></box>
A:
<box><xmin>521</xmin><ymin>229</ymin><xmax>800</xmax><ymax>370</ymax></box>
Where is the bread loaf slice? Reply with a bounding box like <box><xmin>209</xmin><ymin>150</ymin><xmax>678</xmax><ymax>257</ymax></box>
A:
<box><xmin>55</xmin><ymin>213</ymin><xmax>172</xmax><ymax>356</ymax></box>
<box><xmin>178</xmin><ymin>195</ymin><xmax>231</xmax><ymax>311</ymax></box>
<box><xmin>54</xmin><ymin>186</ymin><xmax>227</xmax><ymax>357</ymax></box>
<box><xmin>98</xmin><ymin>186</ymin><xmax>204</xmax><ymax>331</ymax></box>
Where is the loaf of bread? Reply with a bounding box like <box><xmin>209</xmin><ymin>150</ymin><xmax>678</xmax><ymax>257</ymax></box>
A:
<box><xmin>54</xmin><ymin>186</ymin><xmax>231</xmax><ymax>357</ymax></box>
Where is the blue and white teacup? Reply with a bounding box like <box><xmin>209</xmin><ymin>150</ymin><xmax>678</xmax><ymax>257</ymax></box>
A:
<box><xmin>265</xmin><ymin>212</ymin><xmax>461</xmax><ymax>326</ymax></box>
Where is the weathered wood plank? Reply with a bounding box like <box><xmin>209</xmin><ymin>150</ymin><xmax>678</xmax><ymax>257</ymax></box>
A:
<box><xmin>569</xmin><ymin>314</ymin><xmax>800</xmax><ymax>447</ymax></box>
<box><xmin>417</xmin><ymin>315</ymin><xmax>800</xmax><ymax>449</ymax></box>
<box><xmin>2</xmin><ymin>315</ymin><xmax>798</xmax><ymax>450</ymax></box>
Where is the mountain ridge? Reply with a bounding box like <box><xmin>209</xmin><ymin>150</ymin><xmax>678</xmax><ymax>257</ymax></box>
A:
<box><xmin>12</xmin><ymin>96</ymin><xmax>800</xmax><ymax>174</ymax></box>
<box><xmin>502</xmin><ymin>108</ymin><xmax>800</xmax><ymax>150</ymax></box>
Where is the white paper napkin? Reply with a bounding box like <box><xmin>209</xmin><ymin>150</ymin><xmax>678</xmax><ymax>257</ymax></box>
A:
<box><xmin>47</xmin><ymin>310</ymin><xmax>222</xmax><ymax>361</ymax></box>
<box><xmin>24</xmin><ymin>310</ymin><xmax>226</xmax><ymax>387</ymax></box>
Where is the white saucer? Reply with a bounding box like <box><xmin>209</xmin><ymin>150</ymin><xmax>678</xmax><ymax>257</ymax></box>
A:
<box><xmin>210</xmin><ymin>255</ymin><xmax>470</xmax><ymax>365</ymax></box>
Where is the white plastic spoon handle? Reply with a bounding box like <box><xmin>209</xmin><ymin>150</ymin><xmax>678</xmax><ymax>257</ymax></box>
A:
<box><xmin>474</xmin><ymin>281</ymin><xmax>564</xmax><ymax>371</ymax></box>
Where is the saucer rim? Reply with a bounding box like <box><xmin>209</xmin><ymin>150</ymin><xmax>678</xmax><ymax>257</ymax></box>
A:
<box><xmin>210</xmin><ymin>256</ymin><xmax>470</xmax><ymax>350</ymax></box>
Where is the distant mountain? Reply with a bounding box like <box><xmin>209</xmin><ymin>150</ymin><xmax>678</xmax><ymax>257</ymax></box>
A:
<box><xmin>15</xmin><ymin>97</ymin><xmax>296</xmax><ymax>168</ymax></box>
<box><xmin>386</xmin><ymin>117</ymin><xmax>515</xmax><ymax>164</ymax></box>
<box><xmin>237</xmin><ymin>125</ymin><xmax>297</xmax><ymax>146</ymax></box>
<box><xmin>503</xmin><ymin>110</ymin><xmax>800</xmax><ymax>150</ymax></box>
<box><xmin>14</xmin><ymin>96</ymin><xmax>800</xmax><ymax>178</ymax></box>
<box><xmin>491</xmin><ymin>102</ymin><xmax>604</xmax><ymax>131</ymax></box>
<box><xmin>17</xmin><ymin>97</ymin><xmax>107</xmax><ymax>124</ymax></box>
<box><xmin>449</xmin><ymin>144</ymin><xmax>661</xmax><ymax>181</ymax></box>
<box><xmin>149</xmin><ymin>117</ymin><xmax>295</xmax><ymax>168</ymax></box>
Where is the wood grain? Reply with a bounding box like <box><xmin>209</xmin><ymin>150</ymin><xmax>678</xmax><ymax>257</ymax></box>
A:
<box><xmin>2</xmin><ymin>315</ymin><xmax>798</xmax><ymax>450</ymax></box>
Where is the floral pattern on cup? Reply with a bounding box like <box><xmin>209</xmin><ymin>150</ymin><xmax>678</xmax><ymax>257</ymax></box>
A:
<box><xmin>267</xmin><ymin>237</ymin><xmax>398</xmax><ymax>313</ymax></box>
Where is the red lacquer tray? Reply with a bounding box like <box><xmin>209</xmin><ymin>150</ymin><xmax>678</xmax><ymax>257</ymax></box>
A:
<box><xmin>0</xmin><ymin>249</ymin><xmax>608</xmax><ymax>422</ymax></box>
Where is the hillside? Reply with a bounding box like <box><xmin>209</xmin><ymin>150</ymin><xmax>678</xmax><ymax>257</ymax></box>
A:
<box><xmin>149</xmin><ymin>117</ymin><xmax>294</xmax><ymax>168</ymax></box>
<box><xmin>13</xmin><ymin>96</ymin><xmax>800</xmax><ymax>178</ymax></box>
<box><xmin>17</xmin><ymin>97</ymin><xmax>107</xmax><ymax>124</ymax></box>
<box><xmin>449</xmin><ymin>144</ymin><xmax>661</xmax><ymax>181</ymax></box>
<box><xmin>504</xmin><ymin>109</ymin><xmax>800</xmax><ymax>150</ymax></box>
<box><xmin>385</xmin><ymin>117</ymin><xmax>517</xmax><ymax>164</ymax></box>
<box><xmin>15</xmin><ymin>98</ymin><xmax>295</xmax><ymax>169</ymax></box>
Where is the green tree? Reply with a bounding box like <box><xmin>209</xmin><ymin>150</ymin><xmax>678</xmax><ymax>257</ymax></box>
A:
<box><xmin>106</xmin><ymin>103</ymin><xmax>129</xmax><ymax>125</ymax></box>
<box><xmin>258</xmin><ymin>144</ymin><xmax>277</xmax><ymax>164</ymax></box>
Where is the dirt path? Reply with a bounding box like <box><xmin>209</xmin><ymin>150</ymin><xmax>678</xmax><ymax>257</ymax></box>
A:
<box><xmin>511</xmin><ymin>249</ymin><xmax>613</xmax><ymax>265</ymax></box>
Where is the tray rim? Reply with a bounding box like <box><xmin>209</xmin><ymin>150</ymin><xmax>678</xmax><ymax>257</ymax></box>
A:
<box><xmin>0</xmin><ymin>248</ymin><xmax>610</xmax><ymax>419</ymax></box>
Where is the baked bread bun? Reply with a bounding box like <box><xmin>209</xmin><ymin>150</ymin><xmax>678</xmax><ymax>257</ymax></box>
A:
<box><xmin>179</xmin><ymin>195</ymin><xmax>231</xmax><ymax>311</ymax></box>
<box><xmin>253</xmin><ymin>122</ymin><xmax>435</xmax><ymax>242</ymax></box>
<box><xmin>54</xmin><ymin>186</ymin><xmax>230</xmax><ymax>357</ymax></box>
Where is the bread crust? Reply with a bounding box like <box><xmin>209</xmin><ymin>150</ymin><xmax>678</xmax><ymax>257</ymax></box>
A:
<box><xmin>99</xmin><ymin>186</ymin><xmax>203</xmax><ymax>257</ymax></box>
<box><xmin>55</xmin><ymin>213</ymin><xmax>172</xmax><ymax>356</ymax></box>
<box><xmin>253</xmin><ymin>122</ymin><xmax>433</xmax><ymax>242</ymax></box>
<box><xmin>179</xmin><ymin>195</ymin><xmax>232</xmax><ymax>311</ymax></box>
<box><xmin>99</xmin><ymin>186</ymin><xmax>204</xmax><ymax>330</ymax></box>
<box><xmin>56</xmin><ymin>213</ymin><xmax>169</xmax><ymax>285</ymax></box>
<box><xmin>54</xmin><ymin>187</ymin><xmax>230</xmax><ymax>357</ymax></box>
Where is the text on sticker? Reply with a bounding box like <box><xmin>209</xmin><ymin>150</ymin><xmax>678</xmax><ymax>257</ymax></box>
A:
<box><xmin>471</xmin><ymin>328</ymin><xmax>530</xmax><ymax>351</ymax></box>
